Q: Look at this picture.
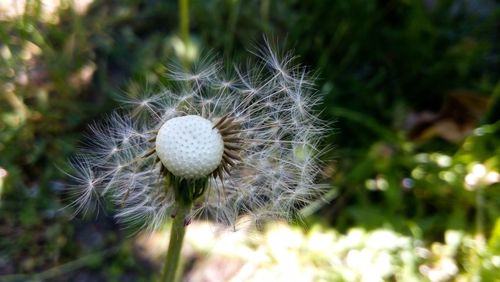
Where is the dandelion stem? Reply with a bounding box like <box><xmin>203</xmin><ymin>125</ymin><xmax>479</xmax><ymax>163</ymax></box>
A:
<box><xmin>179</xmin><ymin>0</ymin><xmax>189</xmax><ymax>45</ymax></box>
<box><xmin>161</xmin><ymin>201</ymin><xmax>192</xmax><ymax>282</ymax></box>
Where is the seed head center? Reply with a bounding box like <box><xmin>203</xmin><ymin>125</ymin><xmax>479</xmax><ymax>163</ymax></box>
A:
<box><xmin>155</xmin><ymin>115</ymin><xmax>224</xmax><ymax>179</ymax></box>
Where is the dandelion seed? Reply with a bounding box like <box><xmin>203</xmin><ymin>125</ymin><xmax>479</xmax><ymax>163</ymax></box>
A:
<box><xmin>67</xmin><ymin>42</ymin><xmax>329</xmax><ymax>233</ymax></box>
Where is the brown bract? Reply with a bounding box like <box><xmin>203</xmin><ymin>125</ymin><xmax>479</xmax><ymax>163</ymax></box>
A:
<box><xmin>211</xmin><ymin>114</ymin><xmax>243</xmax><ymax>182</ymax></box>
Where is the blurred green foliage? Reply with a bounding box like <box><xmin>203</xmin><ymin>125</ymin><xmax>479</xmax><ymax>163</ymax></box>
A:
<box><xmin>0</xmin><ymin>0</ymin><xmax>498</xmax><ymax>281</ymax></box>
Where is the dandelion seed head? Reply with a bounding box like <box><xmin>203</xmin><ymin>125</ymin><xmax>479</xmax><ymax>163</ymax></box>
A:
<box><xmin>155</xmin><ymin>115</ymin><xmax>225</xmax><ymax>179</ymax></box>
<box><xmin>66</xmin><ymin>41</ymin><xmax>330</xmax><ymax>232</ymax></box>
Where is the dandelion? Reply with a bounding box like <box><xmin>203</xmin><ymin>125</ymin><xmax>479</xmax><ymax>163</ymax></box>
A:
<box><xmin>67</xmin><ymin>42</ymin><xmax>328</xmax><ymax>281</ymax></box>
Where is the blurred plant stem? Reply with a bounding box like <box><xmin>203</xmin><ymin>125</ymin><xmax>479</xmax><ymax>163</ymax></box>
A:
<box><xmin>260</xmin><ymin>0</ymin><xmax>270</xmax><ymax>28</ymax></box>
<box><xmin>485</xmin><ymin>81</ymin><xmax>500</xmax><ymax>122</ymax></box>
<box><xmin>224</xmin><ymin>0</ymin><xmax>241</xmax><ymax>57</ymax></box>
<box><xmin>475</xmin><ymin>187</ymin><xmax>485</xmax><ymax>240</ymax></box>
<box><xmin>161</xmin><ymin>201</ymin><xmax>192</xmax><ymax>282</ymax></box>
<box><xmin>178</xmin><ymin>0</ymin><xmax>191</xmax><ymax>69</ymax></box>
<box><xmin>4</xmin><ymin>90</ymin><xmax>29</xmax><ymax>122</ymax></box>
<box><xmin>179</xmin><ymin>0</ymin><xmax>190</xmax><ymax>45</ymax></box>
<box><xmin>469</xmin><ymin>187</ymin><xmax>487</xmax><ymax>282</ymax></box>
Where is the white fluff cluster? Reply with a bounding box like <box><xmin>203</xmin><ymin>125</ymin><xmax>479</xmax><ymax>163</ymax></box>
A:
<box><xmin>67</xmin><ymin>43</ymin><xmax>329</xmax><ymax>231</ymax></box>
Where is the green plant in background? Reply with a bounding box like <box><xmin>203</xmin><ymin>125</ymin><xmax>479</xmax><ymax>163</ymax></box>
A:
<box><xmin>0</xmin><ymin>2</ymin><xmax>102</xmax><ymax>277</ymax></box>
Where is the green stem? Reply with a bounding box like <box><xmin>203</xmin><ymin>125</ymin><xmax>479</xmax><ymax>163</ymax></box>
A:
<box><xmin>161</xmin><ymin>202</ymin><xmax>192</xmax><ymax>282</ymax></box>
<box><xmin>179</xmin><ymin>0</ymin><xmax>189</xmax><ymax>45</ymax></box>
<box><xmin>475</xmin><ymin>187</ymin><xmax>485</xmax><ymax>238</ymax></box>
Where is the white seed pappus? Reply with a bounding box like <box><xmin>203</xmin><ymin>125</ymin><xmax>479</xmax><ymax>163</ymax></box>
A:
<box><xmin>66</xmin><ymin>41</ymin><xmax>330</xmax><ymax>232</ymax></box>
